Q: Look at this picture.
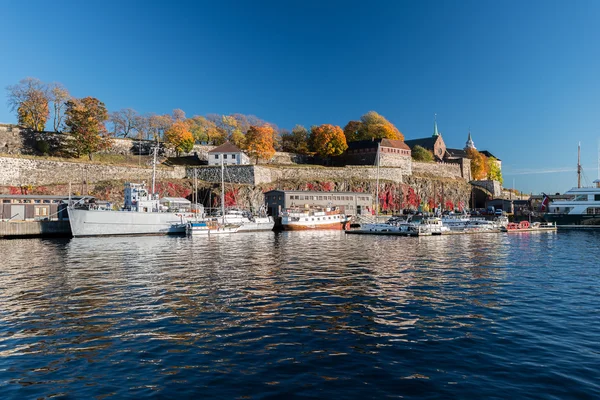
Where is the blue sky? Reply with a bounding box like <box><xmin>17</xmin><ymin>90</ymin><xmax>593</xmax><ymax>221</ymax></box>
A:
<box><xmin>1</xmin><ymin>0</ymin><xmax>600</xmax><ymax>194</ymax></box>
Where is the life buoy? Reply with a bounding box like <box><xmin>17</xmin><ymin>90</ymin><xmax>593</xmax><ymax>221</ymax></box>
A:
<box><xmin>507</xmin><ymin>223</ymin><xmax>518</xmax><ymax>230</ymax></box>
<box><xmin>343</xmin><ymin>221</ymin><xmax>350</xmax><ymax>230</ymax></box>
<box><xmin>519</xmin><ymin>221</ymin><xmax>530</xmax><ymax>229</ymax></box>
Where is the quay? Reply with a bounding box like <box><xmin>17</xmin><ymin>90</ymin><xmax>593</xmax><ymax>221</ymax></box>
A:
<box><xmin>0</xmin><ymin>194</ymin><xmax>89</xmax><ymax>238</ymax></box>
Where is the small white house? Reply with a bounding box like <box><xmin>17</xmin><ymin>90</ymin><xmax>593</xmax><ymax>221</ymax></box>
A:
<box><xmin>208</xmin><ymin>142</ymin><xmax>250</xmax><ymax>166</ymax></box>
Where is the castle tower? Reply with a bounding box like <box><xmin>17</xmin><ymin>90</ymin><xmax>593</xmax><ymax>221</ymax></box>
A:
<box><xmin>465</xmin><ymin>130</ymin><xmax>476</xmax><ymax>150</ymax></box>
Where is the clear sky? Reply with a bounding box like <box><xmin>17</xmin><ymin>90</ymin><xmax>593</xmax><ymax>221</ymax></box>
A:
<box><xmin>2</xmin><ymin>0</ymin><xmax>600</xmax><ymax>194</ymax></box>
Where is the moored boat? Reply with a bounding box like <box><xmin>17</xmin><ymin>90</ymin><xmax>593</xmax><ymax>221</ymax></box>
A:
<box><xmin>281</xmin><ymin>207</ymin><xmax>350</xmax><ymax>230</ymax></box>
<box><xmin>68</xmin><ymin>182</ymin><xmax>192</xmax><ymax>237</ymax></box>
<box><xmin>543</xmin><ymin>180</ymin><xmax>600</xmax><ymax>226</ymax></box>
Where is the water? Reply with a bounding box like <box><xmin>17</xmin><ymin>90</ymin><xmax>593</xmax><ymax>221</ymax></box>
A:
<box><xmin>0</xmin><ymin>231</ymin><xmax>599</xmax><ymax>399</ymax></box>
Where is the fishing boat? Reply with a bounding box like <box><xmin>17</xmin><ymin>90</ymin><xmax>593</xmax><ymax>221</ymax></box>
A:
<box><xmin>280</xmin><ymin>206</ymin><xmax>350</xmax><ymax>230</ymax></box>
<box><xmin>67</xmin><ymin>148</ymin><xmax>192</xmax><ymax>237</ymax></box>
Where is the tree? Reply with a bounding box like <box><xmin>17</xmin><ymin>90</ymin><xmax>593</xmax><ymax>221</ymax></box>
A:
<box><xmin>466</xmin><ymin>148</ymin><xmax>489</xmax><ymax>180</ymax></box>
<box><xmin>343</xmin><ymin>111</ymin><xmax>403</xmax><ymax>142</ymax></box>
<box><xmin>64</xmin><ymin>97</ymin><xmax>111</xmax><ymax>159</ymax></box>
<box><xmin>309</xmin><ymin>124</ymin><xmax>348</xmax><ymax>157</ymax></box>
<box><xmin>172</xmin><ymin>108</ymin><xmax>186</xmax><ymax>122</ymax></box>
<box><xmin>186</xmin><ymin>115</ymin><xmax>224</xmax><ymax>144</ymax></box>
<box><xmin>245</xmin><ymin>125</ymin><xmax>276</xmax><ymax>163</ymax></box>
<box><xmin>164</xmin><ymin>121</ymin><xmax>194</xmax><ymax>156</ymax></box>
<box><xmin>411</xmin><ymin>145</ymin><xmax>434</xmax><ymax>162</ymax></box>
<box><xmin>49</xmin><ymin>82</ymin><xmax>70</xmax><ymax>132</ymax></box>
<box><xmin>281</xmin><ymin>124</ymin><xmax>310</xmax><ymax>154</ymax></box>
<box><xmin>6</xmin><ymin>77</ymin><xmax>50</xmax><ymax>131</ymax></box>
<box><xmin>110</xmin><ymin>108</ymin><xmax>139</xmax><ymax>137</ymax></box>
<box><xmin>487</xmin><ymin>156</ymin><xmax>503</xmax><ymax>184</ymax></box>
<box><xmin>343</xmin><ymin>120</ymin><xmax>362</xmax><ymax>143</ymax></box>
<box><xmin>148</xmin><ymin>114</ymin><xmax>173</xmax><ymax>141</ymax></box>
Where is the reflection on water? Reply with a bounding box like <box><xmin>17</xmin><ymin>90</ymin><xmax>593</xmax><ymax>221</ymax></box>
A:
<box><xmin>0</xmin><ymin>231</ymin><xmax>599</xmax><ymax>399</ymax></box>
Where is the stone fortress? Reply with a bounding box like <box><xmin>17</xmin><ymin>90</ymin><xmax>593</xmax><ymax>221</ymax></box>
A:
<box><xmin>0</xmin><ymin>121</ymin><xmax>503</xmax><ymax>210</ymax></box>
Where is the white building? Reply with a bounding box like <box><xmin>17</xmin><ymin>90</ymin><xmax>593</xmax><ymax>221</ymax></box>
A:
<box><xmin>208</xmin><ymin>142</ymin><xmax>250</xmax><ymax>166</ymax></box>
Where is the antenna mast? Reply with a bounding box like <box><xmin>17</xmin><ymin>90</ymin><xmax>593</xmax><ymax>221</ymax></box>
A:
<box><xmin>577</xmin><ymin>142</ymin><xmax>581</xmax><ymax>189</ymax></box>
<box><xmin>375</xmin><ymin>142</ymin><xmax>380</xmax><ymax>215</ymax></box>
<box><xmin>152</xmin><ymin>145</ymin><xmax>158</xmax><ymax>194</ymax></box>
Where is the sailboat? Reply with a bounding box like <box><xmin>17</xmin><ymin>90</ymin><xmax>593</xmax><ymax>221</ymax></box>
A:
<box><xmin>186</xmin><ymin>158</ymin><xmax>240</xmax><ymax>235</ymax></box>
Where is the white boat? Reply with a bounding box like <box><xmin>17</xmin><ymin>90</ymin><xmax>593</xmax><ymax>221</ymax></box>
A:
<box><xmin>544</xmin><ymin>180</ymin><xmax>600</xmax><ymax>226</ymax></box>
<box><xmin>221</xmin><ymin>207</ymin><xmax>274</xmax><ymax>232</ymax></box>
<box><xmin>411</xmin><ymin>217</ymin><xmax>450</xmax><ymax>235</ymax></box>
<box><xmin>68</xmin><ymin>182</ymin><xmax>192</xmax><ymax>237</ymax></box>
<box><xmin>186</xmin><ymin>219</ymin><xmax>240</xmax><ymax>235</ymax></box>
<box><xmin>281</xmin><ymin>206</ymin><xmax>350</xmax><ymax>230</ymax></box>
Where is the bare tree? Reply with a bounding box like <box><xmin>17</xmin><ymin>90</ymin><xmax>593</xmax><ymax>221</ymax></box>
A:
<box><xmin>172</xmin><ymin>108</ymin><xmax>186</xmax><ymax>122</ymax></box>
<box><xmin>49</xmin><ymin>82</ymin><xmax>70</xmax><ymax>132</ymax></box>
<box><xmin>110</xmin><ymin>108</ymin><xmax>139</xmax><ymax>137</ymax></box>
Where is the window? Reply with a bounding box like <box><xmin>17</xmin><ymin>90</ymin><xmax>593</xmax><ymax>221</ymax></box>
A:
<box><xmin>575</xmin><ymin>195</ymin><xmax>587</xmax><ymax>201</ymax></box>
<box><xmin>214</xmin><ymin>154</ymin><xmax>219</xmax><ymax>159</ymax></box>
<box><xmin>224</xmin><ymin>154</ymin><xmax>228</xmax><ymax>159</ymax></box>
<box><xmin>595</xmin><ymin>194</ymin><xmax>600</xmax><ymax>201</ymax></box>
<box><xmin>232</xmin><ymin>154</ymin><xmax>236</xmax><ymax>159</ymax></box>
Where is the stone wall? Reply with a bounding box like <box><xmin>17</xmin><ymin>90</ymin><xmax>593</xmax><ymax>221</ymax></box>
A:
<box><xmin>0</xmin><ymin>155</ymin><xmax>185</xmax><ymax>186</ymax></box>
<box><xmin>412</xmin><ymin>160</ymin><xmax>467</xmax><ymax>179</ymax></box>
<box><xmin>188</xmin><ymin>165</ymin><xmax>409</xmax><ymax>186</ymax></box>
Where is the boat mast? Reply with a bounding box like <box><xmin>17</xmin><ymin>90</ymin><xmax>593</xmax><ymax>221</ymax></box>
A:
<box><xmin>577</xmin><ymin>142</ymin><xmax>581</xmax><ymax>189</ymax></box>
<box><xmin>375</xmin><ymin>141</ymin><xmax>380</xmax><ymax>215</ymax></box>
<box><xmin>221</xmin><ymin>156</ymin><xmax>225</xmax><ymax>224</ymax></box>
<box><xmin>151</xmin><ymin>145</ymin><xmax>158</xmax><ymax>194</ymax></box>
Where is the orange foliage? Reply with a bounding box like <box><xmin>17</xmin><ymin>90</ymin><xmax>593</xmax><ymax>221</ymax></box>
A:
<box><xmin>245</xmin><ymin>125</ymin><xmax>276</xmax><ymax>163</ymax></box>
<box><xmin>164</xmin><ymin>121</ymin><xmax>194</xmax><ymax>155</ymax></box>
<box><xmin>466</xmin><ymin>148</ymin><xmax>489</xmax><ymax>180</ymax></box>
<box><xmin>309</xmin><ymin>124</ymin><xmax>348</xmax><ymax>157</ymax></box>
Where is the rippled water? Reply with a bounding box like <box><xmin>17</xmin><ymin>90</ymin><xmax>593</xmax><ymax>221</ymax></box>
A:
<box><xmin>0</xmin><ymin>231</ymin><xmax>599</xmax><ymax>399</ymax></box>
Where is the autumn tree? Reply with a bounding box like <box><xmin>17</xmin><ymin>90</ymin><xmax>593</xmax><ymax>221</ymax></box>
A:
<box><xmin>49</xmin><ymin>82</ymin><xmax>70</xmax><ymax>132</ymax></box>
<box><xmin>245</xmin><ymin>125</ymin><xmax>276</xmax><ymax>163</ymax></box>
<box><xmin>343</xmin><ymin>120</ymin><xmax>362</xmax><ymax>143</ymax></box>
<box><xmin>411</xmin><ymin>145</ymin><xmax>434</xmax><ymax>162</ymax></box>
<box><xmin>343</xmin><ymin>111</ymin><xmax>403</xmax><ymax>142</ymax></box>
<box><xmin>64</xmin><ymin>97</ymin><xmax>111</xmax><ymax>159</ymax></box>
<box><xmin>281</xmin><ymin>125</ymin><xmax>310</xmax><ymax>154</ymax></box>
<box><xmin>164</xmin><ymin>121</ymin><xmax>194</xmax><ymax>156</ymax></box>
<box><xmin>309</xmin><ymin>124</ymin><xmax>348</xmax><ymax>157</ymax></box>
<box><xmin>186</xmin><ymin>116</ymin><xmax>223</xmax><ymax>144</ymax></box>
<box><xmin>7</xmin><ymin>77</ymin><xmax>50</xmax><ymax>131</ymax></box>
<box><xmin>466</xmin><ymin>148</ymin><xmax>489</xmax><ymax>180</ymax></box>
<box><xmin>110</xmin><ymin>108</ymin><xmax>139</xmax><ymax>137</ymax></box>
<box><xmin>487</xmin><ymin>156</ymin><xmax>503</xmax><ymax>184</ymax></box>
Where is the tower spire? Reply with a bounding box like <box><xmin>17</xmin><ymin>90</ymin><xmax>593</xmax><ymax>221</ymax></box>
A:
<box><xmin>465</xmin><ymin>128</ymin><xmax>476</xmax><ymax>150</ymax></box>
<box><xmin>432</xmin><ymin>113</ymin><xmax>440</xmax><ymax>137</ymax></box>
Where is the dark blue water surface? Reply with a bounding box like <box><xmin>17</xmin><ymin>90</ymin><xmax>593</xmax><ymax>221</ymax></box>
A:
<box><xmin>0</xmin><ymin>230</ymin><xmax>599</xmax><ymax>399</ymax></box>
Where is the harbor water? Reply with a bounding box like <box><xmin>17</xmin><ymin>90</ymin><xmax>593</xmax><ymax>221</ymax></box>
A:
<box><xmin>1</xmin><ymin>231</ymin><xmax>599</xmax><ymax>399</ymax></box>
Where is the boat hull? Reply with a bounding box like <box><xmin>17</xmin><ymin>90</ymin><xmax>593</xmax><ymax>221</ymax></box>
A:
<box><xmin>543</xmin><ymin>213</ymin><xmax>600</xmax><ymax>226</ymax></box>
<box><xmin>282</xmin><ymin>221</ymin><xmax>348</xmax><ymax>230</ymax></box>
<box><xmin>68</xmin><ymin>208</ymin><xmax>188</xmax><ymax>237</ymax></box>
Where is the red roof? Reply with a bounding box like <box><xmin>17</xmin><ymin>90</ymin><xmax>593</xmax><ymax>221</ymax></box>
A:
<box><xmin>208</xmin><ymin>141</ymin><xmax>243</xmax><ymax>153</ymax></box>
<box><xmin>381</xmin><ymin>139</ymin><xmax>411</xmax><ymax>151</ymax></box>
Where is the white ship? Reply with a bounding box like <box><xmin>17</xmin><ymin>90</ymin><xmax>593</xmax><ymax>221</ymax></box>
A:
<box><xmin>68</xmin><ymin>147</ymin><xmax>193</xmax><ymax>237</ymax></box>
<box><xmin>222</xmin><ymin>208</ymin><xmax>274</xmax><ymax>232</ymax></box>
<box><xmin>68</xmin><ymin>183</ymin><xmax>193</xmax><ymax>237</ymax></box>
